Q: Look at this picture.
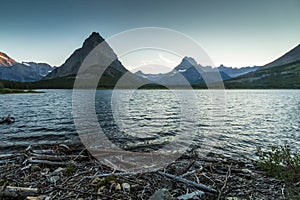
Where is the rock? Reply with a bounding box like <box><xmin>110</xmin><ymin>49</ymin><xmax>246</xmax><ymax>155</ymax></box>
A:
<box><xmin>26</xmin><ymin>197</ymin><xmax>38</xmax><ymax>200</ymax></box>
<box><xmin>115</xmin><ymin>183</ymin><xmax>121</xmax><ymax>190</ymax></box>
<box><xmin>122</xmin><ymin>183</ymin><xmax>131</xmax><ymax>192</ymax></box>
<box><xmin>35</xmin><ymin>195</ymin><xmax>50</xmax><ymax>200</ymax></box>
<box><xmin>31</xmin><ymin>165</ymin><xmax>41</xmax><ymax>172</ymax></box>
<box><xmin>177</xmin><ymin>190</ymin><xmax>205</xmax><ymax>200</ymax></box>
<box><xmin>149</xmin><ymin>189</ymin><xmax>174</xmax><ymax>200</ymax></box>
<box><xmin>97</xmin><ymin>186</ymin><xmax>106</xmax><ymax>193</ymax></box>
<box><xmin>41</xmin><ymin>168</ymin><xmax>50</xmax><ymax>175</ymax></box>
<box><xmin>49</xmin><ymin>175</ymin><xmax>60</xmax><ymax>184</ymax></box>
<box><xmin>52</xmin><ymin>167</ymin><xmax>65</xmax><ymax>175</ymax></box>
<box><xmin>92</xmin><ymin>177</ymin><xmax>101</xmax><ymax>184</ymax></box>
<box><xmin>241</xmin><ymin>169</ymin><xmax>253</xmax><ymax>175</ymax></box>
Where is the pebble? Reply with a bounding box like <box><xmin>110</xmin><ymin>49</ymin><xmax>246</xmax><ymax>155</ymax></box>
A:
<box><xmin>31</xmin><ymin>165</ymin><xmax>41</xmax><ymax>172</ymax></box>
<box><xmin>177</xmin><ymin>190</ymin><xmax>205</xmax><ymax>200</ymax></box>
<box><xmin>49</xmin><ymin>175</ymin><xmax>60</xmax><ymax>184</ymax></box>
<box><xmin>149</xmin><ymin>189</ymin><xmax>174</xmax><ymax>200</ymax></box>
<box><xmin>122</xmin><ymin>183</ymin><xmax>131</xmax><ymax>192</ymax></box>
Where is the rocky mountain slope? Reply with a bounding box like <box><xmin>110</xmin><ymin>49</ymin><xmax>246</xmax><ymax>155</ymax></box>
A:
<box><xmin>263</xmin><ymin>44</ymin><xmax>300</xmax><ymax>69</ymax></box>
<box><xmin>38</xmin><ymin>32</ymin><xmax>145</xmax><ymax>88</ymax></box>
<box><xmin>225</xmin><ymin>44</ymin><xmax>300</xmax><ymax>88</ymax></box>
<box><xmin>0</xmin><ymin>52</ymin><xmax>16</xmax><ymax>67</ymax></box>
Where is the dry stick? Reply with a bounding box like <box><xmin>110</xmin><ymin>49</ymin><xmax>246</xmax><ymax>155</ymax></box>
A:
<box><xmin>87</xmin><ymin>172</ymin><xmax>136</xmax><ymax>179</ymax></box>
<box><xmin>31</xmin><ymin>149</ymin><xmax>56</xmax><ymax>155</ymax></box>
<box><xmin>158</xmin><ymin>171</ymin><xmax>217</xmax><ymax>193</ymax></box>
<box><xmin>180</xmin><ymin>169</ymin><xmax>197</xmax><ymax>178</ymax></box>
<box><xmin>0</xmin><ymin>153</ymin><xmax>24</xmax><ymax>160</ymax></box>
<box><xmin>73</xmin><ymin>148</ymin><xmax>88</xmax><ymax>161</ymax></box>
<box><xmin>180</xmin><ymin>160</ymin><xmax>196</xmax><ymax>175</ymax></box>
<box><xmin>29</xmin><ymin>153</ymin><xmax>87</xmax><ymax>161</ymax></box>
<box><xmin>25</xmin><ymin>158</ymin><xmax>68</xmax><ymax>166</ymax></box>
<box><xmin>217</xmin><ymin>163</ymin><xmax>232</xmax><ymax>200</ymax></box>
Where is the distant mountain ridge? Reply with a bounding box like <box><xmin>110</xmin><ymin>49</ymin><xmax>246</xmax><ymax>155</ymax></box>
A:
<box><xmin>135</xmin><ymin>57</ymin><xmax>258</xmax><ymax>86</ymax></box>
<box><xmin>1</xmin><ymin>32</ymin><xmax>299</xmax><ymax>89</ymax></box>
<box><xmin>218</xmin><ymin>65</ymin><xmax>259</xmax><ymax>78</ymax></box>
<box><xmin>0</xmin><ymin>52</ymin><xmax>54</xmax><ymax>82</ymax></box>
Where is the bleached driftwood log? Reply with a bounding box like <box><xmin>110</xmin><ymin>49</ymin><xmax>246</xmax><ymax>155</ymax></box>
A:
<box><xmin>0</xmin><ymin>186</ymin><xmax>38</xmax><ymax>198</ymax></box>
<box><xmin>25</xmin><ymin>158</ymin><xmax>68</xmax><ymax>166</ymax></box>
<box><xmin>29</xmin><ymin>153</ymin><xmax>87</xmax><ymax>161</ymax></box>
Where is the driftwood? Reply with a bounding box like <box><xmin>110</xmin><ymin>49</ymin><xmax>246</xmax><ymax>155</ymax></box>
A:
<box><xmin>25</xmin><ymin>158</ymin><xmax>68</xmax><ymax>166</ymax></box>
<box><xmin>29</xmin><ymin>153</ymin><xmax>88</xmax><ymax>161</ymax></box>
<box><xmin>0</xmin><ymin>153</ymin><xmax>24</xmax><ymax>160</ymax></box>
<box><xmin>30</xmin><ymin>149</ymin><xmax>56</xmax><ymax>154</ymax></box>
<box><xmin>0</xmin><ymin>186</ymin><xmax>38</xmax><ymax>198</ymax></box>
<box><xmin>158</xmin><ymin>171</ymin><xmax>217</xmax><ymax>193</ymax></box>
<box><xmin>88</xmin><ymin>172</ymin><xmax>136</xmax><ymax>179</ymax></box>
<box><xmin>0</xmin><ymin>144</ymin><xmax>292</xmax><ymax>199</ymax></box>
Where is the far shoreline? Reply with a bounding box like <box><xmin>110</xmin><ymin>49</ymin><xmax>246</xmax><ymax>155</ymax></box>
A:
<box><xmin>0</xmin><ymin>88</ymin><xmax>44</xmax><ymax>94</ymax></box>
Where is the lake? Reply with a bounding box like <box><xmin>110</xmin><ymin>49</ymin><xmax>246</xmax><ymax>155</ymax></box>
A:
<box><xmin>0</xmin><ymin>89</ymin><xmax>299</xmax><ymax>160</ymax></box>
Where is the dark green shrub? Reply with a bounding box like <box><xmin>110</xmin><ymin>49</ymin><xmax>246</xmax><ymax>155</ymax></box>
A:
<box><xmin>256</xmin><ymin>144</ymin><xmax>300</xmax><ymax>183</ymax></box>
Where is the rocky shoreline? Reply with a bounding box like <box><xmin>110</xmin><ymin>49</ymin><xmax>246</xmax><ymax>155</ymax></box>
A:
<box><xmin>0</xmin><ymin>144</ymin><xmax>296</xmax><ymax>199</ymax></box>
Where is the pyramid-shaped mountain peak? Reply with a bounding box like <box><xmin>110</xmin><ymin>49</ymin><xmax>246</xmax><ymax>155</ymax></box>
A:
<box><xmin>82</xmin><ymin>32</ymin><xmax>105</xmax><ymax>49</ymax></box>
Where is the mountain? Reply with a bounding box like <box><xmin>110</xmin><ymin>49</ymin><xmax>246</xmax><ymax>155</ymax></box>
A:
<box><xmin>135</xmin><ymin>57</ymin><xmax>231</xmax><ymax>86</ymax></box>
<box><xmin>135</xmin><ymin>70</ymin><xmax>164</xmax><ymax>82</ymax></box>
<box><xmin>39</xmin><ymin>32</ymin><xmax>144</xmax><ymax>88</ymax></box>
<box><xmin>45</xmin><ymin>32</ymin><xmax>105</xmax><ymax>79</ymax></box>
<box><xmin>218</xmin><ymin>65</ymin><xmax>259</xmax><ymax>78</ymax></box>
<box><xmin>0</xmin><ymin>52</ymin><xmax>54</xmax><ymax>82</ymax></box>
<box><xmin>0</xmin><ymin>52</ymin><xmax>16</xmax><ymax>67</ymax></box>
<box><xmin>225</xmin><ymin>44</ymin><xmax>300</xmax><ymax>89</ymax></box>
<box><xmin>263</xmin><ymin>44</ymin><xmax>300</xmax><ymax>69</ymax></box>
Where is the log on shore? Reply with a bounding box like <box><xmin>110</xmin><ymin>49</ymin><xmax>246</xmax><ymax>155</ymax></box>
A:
<box><xmin>0</xmin><ymin>186</ymin><xmax>38</xmax><ymax>198</ymax></box>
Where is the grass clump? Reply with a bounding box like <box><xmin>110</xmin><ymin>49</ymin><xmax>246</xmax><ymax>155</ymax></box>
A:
<box><xmin>97</xmin><ymin>175</ymin><xmax>120</xmax><ymax>188</ymax></box>
<box><xmin>65</xmin><ymin>163</ymin><xmax>75</xmax><ymax>174</ymax></box>
<box><xmin>256</xmin><ymin>144</ymin><xmax>300</xmax><ymax>183</ymax></box>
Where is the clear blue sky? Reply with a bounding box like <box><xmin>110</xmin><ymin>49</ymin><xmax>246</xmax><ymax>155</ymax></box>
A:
<box><xmin>0</xmin><ymin>0</ymin><xmax>299</xmax><ymax>69</ymax></box>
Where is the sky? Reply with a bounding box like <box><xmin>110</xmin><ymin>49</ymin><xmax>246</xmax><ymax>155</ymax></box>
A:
<box><xmin>0</xmin><ymin>0</ymin><xmax>299</xmax><ymax>72</ymax></box>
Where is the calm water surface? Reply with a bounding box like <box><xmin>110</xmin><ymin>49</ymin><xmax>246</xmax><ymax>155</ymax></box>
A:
<box><xmin>0</xmin><ymin>90</ymin><xmax>299</xmax><ymax>160</ymax></box>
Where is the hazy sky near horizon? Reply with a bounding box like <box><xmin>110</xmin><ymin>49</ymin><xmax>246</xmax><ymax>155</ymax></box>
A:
<box><xmin>0</xmin><ymin>0</ymin><xmax>299</xmax><ymax>71</ymax></box>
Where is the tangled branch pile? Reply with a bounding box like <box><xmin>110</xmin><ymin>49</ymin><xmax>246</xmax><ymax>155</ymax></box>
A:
<box><xmin>0</xmin><ymin>143</ymin><xmax>297</xmax><ymax>199</ymax></box>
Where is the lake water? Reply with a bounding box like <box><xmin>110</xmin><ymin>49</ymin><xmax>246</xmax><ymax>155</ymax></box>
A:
<box><xmin>0</xmin><ymin>90</ymin><xmax>299</xmax><ymax>160</ymax></box>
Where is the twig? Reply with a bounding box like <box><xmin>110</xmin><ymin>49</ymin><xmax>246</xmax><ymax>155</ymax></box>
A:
<box><xmin>158</xmin><ymin>171</ymin><xmax>217</xmax><ymax>193</ymax></box>
<box><xmin>217</xmin><ymin>163</ymin><xmax>232</xmax><ymax>200</ymax></box>
<box><xmin>87</xmin><ymin>172</ymin><xmax>136</xmax><ymax>179</ymax></box>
